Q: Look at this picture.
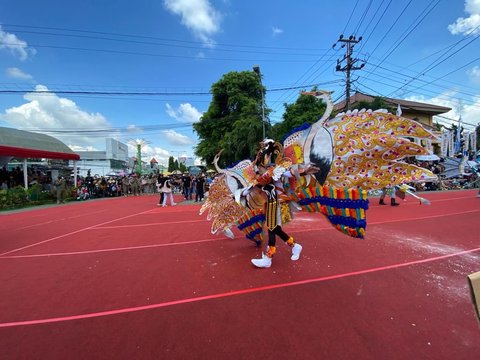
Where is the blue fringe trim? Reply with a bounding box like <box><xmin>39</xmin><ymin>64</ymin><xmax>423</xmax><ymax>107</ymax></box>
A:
<box><xmin>244</xmin><ymin>227</ymin><xmax>263</xmax><ymax>240</ymax></box>
<box><xmin>282</xmin><ymin>123</ymin><xmax>311</xmax><ymax>142</ymax></box>
<box><xmin>236</xmin><ymin>214</ymin><xmax>266</xmax><ymax>230</ymax></box>
<box><xmin>327</xmin><ymin>215</ymin><xmax>367</xmax><ymax>229</ymax></box>
<box><xmin>299</xmin><ymin>197</ymin><xmax>370</xmax><ymax>210</ymax></box>
<box><xmin>226</xmin><ymin>160</ymin><xmax>241</xmax><ymax>169</ymax></box>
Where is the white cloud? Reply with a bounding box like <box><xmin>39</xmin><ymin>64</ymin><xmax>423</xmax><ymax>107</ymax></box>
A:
<box><xmin>126</xmin><ymin>124</ymin><xmax>144</xmax><ymax>133</ymax></box>
<box><xmin>6</xmin><ymin>67</ymin><xmax>33</xmax><ymax>81</ymax></box>
<box><xmin>0</xmin><ymin>25</ymin><xmax>36</xmax><ymax>60</ymax></box>
<box><xmin>163</xmin><ymin>0</ymin><xmax>222</xmax><ymax>46</ymax></box>
<box><xmin>127</xmin><ymin>142</ymin><xmax>172</xmax><ymax>165</ymax></box>
<box><xmin>448</xmin><ymin>0</ymin><xmax>480</xmax><ymax>35</ymax></box>
<box><xmin>272</xmin><ymin>27</ymin><xmax>283</xmax><ymax>36</ymax></box>
<box><xmin>467</xmin><ymin>65</ymin><xmax>480</xmax><ymax>82</ymax></box>
<box><xmin>69</xmin><ymin>145</ymin><xmax>98</xmax><ymax>152</ymax></box>
<box><xmin>0</xmin><ymin>85</ymin><xmax>111</xmax><ymax>149</ymax></box>
<box><xmin>406</xmin><ymin>91</ymin><xmax>480</xmax><ymax>130</ymax></box>
<box><xmin>166</xmin><ymin>103</ymin><xmax>202</xmax><ymax>122</ymax></box>
<box><xmin>162</xmin><ymin>129</ymin><xmax>196</xmax><ymax>146</ymax></box>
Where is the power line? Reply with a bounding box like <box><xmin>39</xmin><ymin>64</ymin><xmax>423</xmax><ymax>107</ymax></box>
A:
<box><xmin>365</xmin><ymin>0</ymin><xmax>414</xmax><ymax>60</ymax></box>
<box><xmin>2</xmin><ymin>23</ymin><xmax>330</xmax><ymax>52</ymax></box>
<box><xmin>362</xmin><ymin>58</ymin><xmax>480</xmax><ymax>97</ymax></box>
<box><xmin>358</xmin><ymin>64</ymin><xmax>480</xmax><ymax>108</ymax></box>
<box><xmin>372</xmin><ymin>0</ymin><xmax>441</xmax><ymax>71</ymax></box>
<box><xmin>341</xmin><ymin>0</ymin><xmax>361</xmax><ymax>36</ymax></box>
<box><xmin>357</xmin><ymin>70</ymin><xmax>480</xmax><ymax>110</ymax></box>
<box><xmin>355</xmin><ymin>0</ymin><xmax>386</xmax><ymax>38</ymax></box>
<box><xmin>0</xmin><ymin>40</ymin><xmax>326</xmax><ymax>63</ymax></box>
<box><xmin>0</xmin><ymin>80</ymin><xmax>343</xmax><ymax>96</ymax></box>
<box><xmin>353</xmin><ymin>0</ymin><xmax>373</xmax><ymax>36</ymax></box>
<box><xmin>354</xmin><ymin>82</ymin><xmax>477</xmax><ymax>130</ymax></box>
<box><xmin>7</xmin><ymin>29</ymin><xmax>330</xmax><ymax>58</ymax></box>
<box><xmin>357</xmin><ymin>0</ymin><xmax>394</xmax><ymax>54</ymax></box>
<box><xmin>387</xmin><ymin>27</ymin><xmax>480</xmax><ymax>97</ymax></box>
<box><xmin>398</xmin><ymin>55</ymin><xmax>480</xmax><ymax>97</ymax></box>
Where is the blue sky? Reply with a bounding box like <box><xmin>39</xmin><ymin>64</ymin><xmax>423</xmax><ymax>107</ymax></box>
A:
<box><xmin>0</xmin><ymin>0</ymin><xmax>479</xmax><ymax>165</ymax></box>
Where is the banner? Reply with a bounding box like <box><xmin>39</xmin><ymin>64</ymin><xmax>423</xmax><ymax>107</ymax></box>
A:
<box><xmin>448</xmin><ymin>131</ymin><xmax>455</xmax><ymax>156</ymax></box>
<box><xmin>471</xmin><ymin>132</ymin><xmax>477</xmax><ymax>154</ymax></box>
<box><xmin>441</xmin><ymin>131</ymin><xmax>448</xmax><ymax>157</ymax></box>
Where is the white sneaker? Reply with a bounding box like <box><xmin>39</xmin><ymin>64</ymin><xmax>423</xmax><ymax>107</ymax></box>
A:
<box><xmin>251</xmin><ymin>253</ymin><xmax>272</xmax><ymax>268</ymax></box>
<box><xmin>291</xmin><ymin>243</ymin><xmax>302</xmax><ymax>261</ymax></box>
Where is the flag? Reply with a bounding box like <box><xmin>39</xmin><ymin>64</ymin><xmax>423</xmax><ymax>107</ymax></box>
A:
<box><xmin>396</xmin><ymin>104</ymin><xmax>402</xmax><ymax>116</ymax></box>
<box><xmin>440</xmin><ymin>131</ymin><xmax>448</xmax><ymax>157</ymax></box>
<box><xmin>455</xmin><ymin>116</ymin><xmax>462</xmax><ymax>153</ymax></box>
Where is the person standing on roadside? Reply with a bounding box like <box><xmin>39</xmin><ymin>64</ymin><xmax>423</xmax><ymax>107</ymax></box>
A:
<box><xmin>54</xmin><ymin>175</ymin><xmax>67</xmax><ymax>204</ymax></box>
<box><xmin>156</xmin><ymin>173</ymin><xmax>166</xmax><ymax>206</ymax></box>
<box><xmin>182</xmin><ymin>172</ymin><xmax>192</xmax><ymax>200</ymax></box>
<box><xmin>161</xmin><ymin>176</ymin><xmax>177</xmax><ymax>207</ymax></box>
<box><xmin>121</xmin><ymin>175</ymin><xmax>130</xmax><ymax>196</ymax></box>
<box><xmin>195</xmin><ymin>173</ymin><xmax>205</xmax><ymax>202</ymax></box>
<box><xmin>131</xmin><ymin>174</ymin><xmax>141</xmax><ymax>196</ymax></box>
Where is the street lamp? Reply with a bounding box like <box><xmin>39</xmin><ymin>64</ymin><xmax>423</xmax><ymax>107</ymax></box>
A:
<box><xmin>253</xmin><ymin>65</ymin><xmax>266</xmax><ymax>140</ymax></box>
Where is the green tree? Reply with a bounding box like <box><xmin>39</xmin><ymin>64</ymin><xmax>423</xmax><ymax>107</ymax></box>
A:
<box><xmin>179</xmin><ymin>162</ymin><xmax>187</xmax><ymax>173</ymax></box>
<box><xmin>168</xmin><ymin>156</ymin><xmax>175</xmax><ymax>172</ymax></box>
<box><xmin>193</xmin><ymin>70</ymin><xmax>267</xmax><ymax>167</ymax></box>
<box><xmin>350</xmin><ymin>97</ymin><xmax>394</xmax><ymax>113</ymax></box>
<box><xmin>272</xmin><ymin>91</ymin><xmax>327</xmax><ymax>142</ymax></box>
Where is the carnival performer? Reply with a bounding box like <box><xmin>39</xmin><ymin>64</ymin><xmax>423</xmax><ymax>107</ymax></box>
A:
<box><xmin>379</xmin><ymin>186</ymin><xmax>399</xmax><ymax>206</ymax></box>
<box><xmin>201</xmin><ymin>91</ymin><xmax>439</xmax><ymax>269</ymax></box>
<box><xmin>241</xmin><ymin>139</ymin><xmax>302</xmax><ymax>268</ymax></box>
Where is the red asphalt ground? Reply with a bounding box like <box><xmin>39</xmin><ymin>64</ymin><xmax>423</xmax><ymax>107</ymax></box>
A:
<box><xmin>0</xmin><ymin>190</ymin><xmax>479</xmax><ymax>360</ymax></box>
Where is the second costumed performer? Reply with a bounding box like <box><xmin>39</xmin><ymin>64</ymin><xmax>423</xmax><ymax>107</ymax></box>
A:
<box><xmin>239</xmin><ymin>139</ymin><xmax>302</xmax><ymax>268</ymax></box>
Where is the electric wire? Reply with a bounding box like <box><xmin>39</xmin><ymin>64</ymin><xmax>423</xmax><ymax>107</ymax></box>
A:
<box><xmin>387</xmin><ymin>29</ymin><xmax>480</xmax><ymax>97</ymax></box>
<box><xmin>0</xmin><ymin>40</ymin><xmax>326</xmax><ymax>63</ymax></box>
<box><xmin>372</xmin><ymin>0</ymin><xmax>441</xmax><ymax>72</ymax></box>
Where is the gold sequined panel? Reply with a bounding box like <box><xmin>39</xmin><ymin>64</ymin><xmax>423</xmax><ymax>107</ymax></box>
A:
<box><xmin>325</xmin><ymin>111</ymin><xmax>437</xmax><ymax>189</ymax></box>
<box><xmin>200</xmin><ymin>175</ymin><xmax>245</xmax><ymax>234</ymax></box>
<box><xmin>280</xmin><ymin>203</ymin><xmax>292</xmax><ymax>224</ymax></box>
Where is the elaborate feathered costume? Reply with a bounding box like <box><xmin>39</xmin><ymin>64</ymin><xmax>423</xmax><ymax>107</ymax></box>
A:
<box><xmin>200</xmin><ymin>91</ymin><xmax>438</xmax><ymax>265</ymax></box>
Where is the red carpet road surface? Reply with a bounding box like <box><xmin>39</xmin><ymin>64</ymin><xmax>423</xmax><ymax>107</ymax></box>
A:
<box><xmin>0</xmin><ymin>190</ymin><xmax>479</xmax><ymax>359</ymax></box>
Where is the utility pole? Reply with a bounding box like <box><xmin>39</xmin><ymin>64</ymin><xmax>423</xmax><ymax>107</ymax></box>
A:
<box><xmin>334</xmin><ymin>35</ymin><xmax>365</xmax><ymax>111</ymax></box>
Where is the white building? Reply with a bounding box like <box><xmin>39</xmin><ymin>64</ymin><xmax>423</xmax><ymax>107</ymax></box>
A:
<box><xmin>73</xmin><ymin>138</ymin><xmax>129</xmax><ymax>177</ymax></box>
<box><xmin>178</xmin><ymin>156</ymin><xmax>195</xmax><ymax>167</ymax></box>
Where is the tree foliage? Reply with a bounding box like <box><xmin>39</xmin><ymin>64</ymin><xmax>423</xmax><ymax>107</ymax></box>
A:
<box><xmin>167</xmin><ymin>157</ymin><xmax>187</xmax><ymax>172</ymax></box>
<box><xmin>350</xmin><ymin>97</ymin><xmax>394</xmax><ymax>113</ymax></box>
<box><xmin>193</xmin><ymin>71</ymin><xmax>267</xmax><ymax>167</ymax></box>
<box><xmin>271</xmin><ymin>91</ymin><xmax>327</xmax><ymax>142</ymax></box>
<box><xmin>167</xmin><ymin>156</ymin><xmax>175</xmax><ymax>172</ymax></box>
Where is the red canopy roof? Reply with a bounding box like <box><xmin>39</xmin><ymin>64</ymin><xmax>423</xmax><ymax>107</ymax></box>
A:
<box><xmin>0</xmin><ymin>127</ymin><xmax>80</xmax><ymax>161</ymax></box>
